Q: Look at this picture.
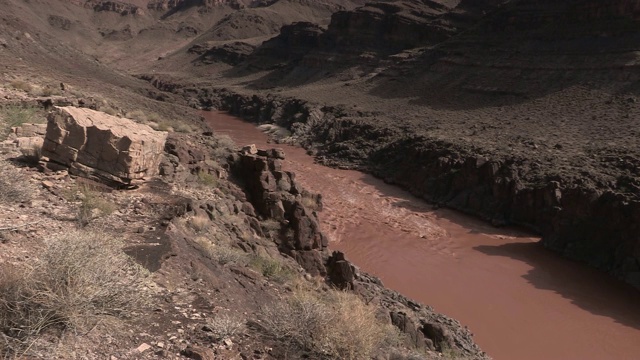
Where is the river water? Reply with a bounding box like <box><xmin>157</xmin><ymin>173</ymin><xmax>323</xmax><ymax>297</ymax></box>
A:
<box><xmin>205</xmin><ymin>111</ymin><xmax>640</xmax><ymax>360</ymax></box>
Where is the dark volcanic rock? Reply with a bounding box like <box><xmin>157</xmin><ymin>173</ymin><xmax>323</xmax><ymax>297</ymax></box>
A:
<box><xmin>234</xmin><ymin>148</ymin><xmax>328</xmax><ymax>275</ymax></box>
<box><xmin>189</xmin><ymin>42</ymin><xmax>255</xmax><ymax>66</ymax></box>
<box><xmin>48</xmin><ymin>15</ymin><xmax>72</xmax><ymax>30</ymax></box>
<box><xmin>322</xmin><ymin>0</ymin><xmax>455</xmax><ymax>54</ymax></box>
<box><xmin>246</xmin><ymin>22</ymin><xmax>324</xmax><ymax>69</ymax></box>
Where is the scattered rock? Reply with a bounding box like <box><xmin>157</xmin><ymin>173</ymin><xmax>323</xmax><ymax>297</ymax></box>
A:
<box><xmin>136</xmin><ymin>343</ymin><xmax>152</xmax><ymax>353</ymax></box>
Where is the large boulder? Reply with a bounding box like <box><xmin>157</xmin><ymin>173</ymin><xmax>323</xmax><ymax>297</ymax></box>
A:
<box><xmin>42</xmin><ymin>106</ymin><xmax>167</xmax><ymax>186</ymax></box>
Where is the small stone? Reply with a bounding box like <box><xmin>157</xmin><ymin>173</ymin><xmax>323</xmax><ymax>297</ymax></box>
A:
<box><xmin>41</xmin><ymin>180</ymin><xmax>54</xmax><ymax>189</ymax></box>
<box><xmin>241</xmin><ymin>144</ymin><xmax>258</xmax><ymax>155</ymax></box>
<box><xmin>136</xmin><ymin>343</ymin><xmax>152</xmax><ymax>353</ymax></box>
<box><xmin>223</xmin><ymin>339</ymin><xmax>233</xmax><ymax>347</ymax></box>
<box><xmin>157</xmin><ymin>341</ymin><xmax>165</xmax><ymax>348</ymax></box>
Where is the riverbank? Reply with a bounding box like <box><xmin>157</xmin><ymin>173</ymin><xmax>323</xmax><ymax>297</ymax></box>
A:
<box><xmin>207</xmin><ymin>110</ymin><xmax>640</xmax><ymax>360</ymax></box>
<box><xmin>140</xmin><ymin>78</ymin><xmax>640</xmax><ymax>291</ymax></box>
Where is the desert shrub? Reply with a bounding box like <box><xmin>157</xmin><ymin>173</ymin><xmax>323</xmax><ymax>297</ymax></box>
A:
<box><xmin>146</xmin><ymin>112</ymin><xmax>162</xmax><ymax>122</ymax></box>
<box><xmin>213</xmin><ymin>246</ymin><xmax>249</xmax><ymax>265</ymax></box>
<box><xmin>101</xmin><ymin>106</ymin><xmax>118</xmax><ymax>116</ymax></box>
<box><xmin>68</xmin><ymin>184</ymin><xmax>116</xmax><ymax>226</ymax></box>
<box><xmin>39</xmin><ymin>86</ymin><xmax>62</xmax><ymax>97</ymax></box>
<box><xmin>0</xmin><ymin>105</ymin><xmax>42</xmax><ymax>134</ymax></box>
<box><xmin>0</xmin><ymin>161</ymin><xmax>32</xmax><ymax>203</ymax></box>
<box><xmin>260</xmin><ymin>290</ymin><xmax>398</xmax><ymax>359</ymax></box>
<box><xmin>0</xmin><ymin>231</ymin><xmax>149</xmax><ymax>356</ymax></box>
<box><xmin>189</xmin><ymin>215</ymin><xmax>211</xmax><ymax>233</ymax></box>
<box><xmin>193</xmin><ymin>237</ymin><xmax>249</xmax><ymax>266</ymax></box>
<box><xmin>174</xmin><ymin>122</ymin><xmax>194</xmax><ymax>133</ymax></box>
<box><xmin>19</xmin><ymin>142</ymin><xmax>42</xmax><ymax>166</ymax></box>
<box><xmin>9</xmin><ymin>80</ymin><xmax>33</xmax><ymax>93</ymax></box>
<box><xmin>125</xmin><ymin>110</ymin><xmax>147</xmax><ymax>122</ymax></box>
<box><xmin>261</xmin><ymin>219</ymin><xmax>281</xmax><ymax>238</ymax></box>
<box><xmin>197</xmin><ymin>170</ymin><xmax>218</xmax><ymax>187</ymax></box>
<box><xmin>152</xmin><ymin>120</ymin><xmax>174</xmax><ymax>132</ymax></box>
<box><xmin>205</xmin><ymin>312</ymin><xmax>245</xmax><ymax>341</ymax></box>
<box><xmin>250</xmin><ymin>255</ymin><xmax>295</xmax><ymax>283</ymax></box>
<box><xmin>212</xmin><ymin>134</ymin><xmax>236</xmax><ymax>159</ymax></box>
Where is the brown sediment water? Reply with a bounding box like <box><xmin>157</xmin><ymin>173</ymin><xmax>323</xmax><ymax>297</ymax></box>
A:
<box><xmin>205</xmin><ymin>111</ymin><xmax>640</xmax><ymax>360</ymax></box>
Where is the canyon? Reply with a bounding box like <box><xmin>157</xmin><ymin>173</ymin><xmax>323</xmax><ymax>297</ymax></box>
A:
<box><xmin>1</xmin><ymin>0</ymin><xmax>640</xmax><ymax>358</ymax></box>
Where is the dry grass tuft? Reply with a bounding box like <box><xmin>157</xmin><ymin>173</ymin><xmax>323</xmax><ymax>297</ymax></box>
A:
<box><xmin>38</xmin><ymin>86</ymin><xmax>62</xmax><ymax>97</ymax></box>
<box><xmin>65</xmin><ymin>184</ymin><xmax>116</xmax><ymax>226</ymax></box>
<box><xmin>249</xmin><ymin>255</ymin><xmax>295</xmax><ymax>284</ymax></box>
<box><xmin>193</xmin><ymin>237</ymin><xmax>249</xmax><ymax>266</ymax></box>
<box><xmin>260</xmin><ymin>290</ymin><xmax>399</xmax><ymax>359</ymax></box>
<box><xmin>204</xmin><ymin>312</ymin><xmax>245</xmax><ymax>341</ymax></box>
<box><xmin>9</xmin><ymin>81</ymin><xmax>33</xmax><ymax>93</ymax></box>
<box><xmin>197</xmin><ymin>170</ymin><xmax>218</xmax><ymax>187</ymax></box>
<box><xmin>212</xmin><ymin>134</ymin><xmax>236</xmax><ymax>160</ymax></box>
<box><xmin>0</xmin><ymin>161</ymin><xmax>32</xmax><ymax>204</ymax></box>
<box><xmin>189</xmin><ymin>215</ymin><xmax>211</xmax><ymax>233</ymax></box>
<box><xmin>125</xmin><ymin>110</ymin><xmax>147</xmax><ymax>123</ymax></box>
<box><xmin>0</xmin><ymin>105</ymin><xmax>42</xmax><ymax>135</ymax></box>
<box><xmin>0</xmin><ymin>231</ymin><xmax>150</xmax><ymax>357</ymax></box>
<box><xmin>174</xmin><ymin>122</ymin><xmax>194</xmax><ymax>133</ymax></box>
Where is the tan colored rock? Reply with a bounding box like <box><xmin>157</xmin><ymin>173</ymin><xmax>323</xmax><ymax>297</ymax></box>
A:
<box><xmin>241</xmin><ymin>144</ymin><xmax>257</xmax><ymax>155</ymax></box>
<box><xmin>42</xmin><ymin>106</ymin><xmax>167</xmax><ymax>186</ymax></box>
<box><xmin>12</xmin><ymin>123</ymin><xmax>47</xmax><ymax>137</ymax></box>
<box><xmin>15</xmin><ymin>136</ymin><xmax>44</xmax><ymax>152</ymax></box>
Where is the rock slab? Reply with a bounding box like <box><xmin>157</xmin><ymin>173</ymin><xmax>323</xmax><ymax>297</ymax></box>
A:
<box><xmin>42</xmin><ymin>106</ymin><xmax>167</xmax><ymax>186</ymax></box>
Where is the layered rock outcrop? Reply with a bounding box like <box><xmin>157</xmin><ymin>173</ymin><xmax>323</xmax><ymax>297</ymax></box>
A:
<box><xmin>234</xmin><ymin>147</ymin><xmax>327</xmax><ymax>275</ymax></box>
<box><xmin>42</xmin><ymin>106</ymin><xmax>167</xmax><ymax>187</ymax></box>
<box><xmin>189</xmin><ymin>42</ymin><xmax>255</xmax><ymax>66</ymax></box>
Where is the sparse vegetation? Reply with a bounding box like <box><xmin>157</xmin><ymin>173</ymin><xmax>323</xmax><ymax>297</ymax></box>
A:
<box><xmin>205</xmin><ymin>312</ymin><xmax>245</xmax><ymax>341</ymax></box>
<box><xmin>66</xmin><ymin>184</ymin><xmax>116</xmax><ymax>226</ymax></box>
<box><xmin>249</xmin><ymin>255</ymin><xmax>295</xmax><ymax>283</ymax></box>
<box><xmin>0</xmin><ymin>160</ymin><xmax>32</xmax><ymax>203</ymax></box>
<box><xmin>261</xmin><ymin>219</ymin><xmax>281</xmax><ymax>237</ymax></box>
<box><xmin>151</xmin><ymin>119</ymin><xmax>174</xmax><ymax>132</ymax></box>
<box><xmin>0</xmin><ymin>105</ymin><xmax>42</xmax><ymax>135</ymax></box>
<box><xmin>125</xmin><ymin>110</ymin><xmax>147</xmax><ymax>122</ymax></box>
<box><xmin>260</xmin><ymin>289</ymin><xmax>400</xmax><ymax>359</ymax></box>
<box><xmin>193</xmin><ymin>236</ymin><xmax>249</xmax><ymax>266</ymax></box>
<box><xmin>101</xmin><ymin>106</ymin><xmax>118</xmax><ymax>116</ymax></box>
<box><xmin>9</xmin><ymin>80</ymin><xmax>33</xmax><ymax>93</ymax></box>
<box><xmin>197</xmin><ymin>170</ymin><xmax>218</xmax><ymax>187</ymax></box>
<box><xmin>38</xmin><ymin>86</ymin><xmax>62</xmax><ymax>97</ymax></box>
<box><xmin>174</xmin><ymin>122</ymin><xmax>194</xmax><ymax>133</ymax></box>
<box><xmin>212</xmin><ymin>134</ymin><xmax>236</xmax><ymax>159</ymax></box>
<box><xmin>0</xmin><ymin>231</ymin><xmax>150</xmax><ymax>357</ymax></box>
<box><xmin>189</xmin><ymin>214</ymin><xmax>211</xmax><ymax>233</ymax></box>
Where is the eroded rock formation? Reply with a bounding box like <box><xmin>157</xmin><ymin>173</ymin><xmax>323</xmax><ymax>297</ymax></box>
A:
<box><xmin>234</xmin><ymin>147</ymin><xmax>327</xmax><ymax>275</ymax></box>
<box><xmin>42</xmin><ymin>106</ymin><xmax>167</xmax><ymax>187</ymax></box>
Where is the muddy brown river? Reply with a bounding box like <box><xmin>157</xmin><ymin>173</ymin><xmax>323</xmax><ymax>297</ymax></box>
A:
<box><xmin>205</xmin><ymin>111</ymin><xmax>640</xmax><ymax>360</ymax></box>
